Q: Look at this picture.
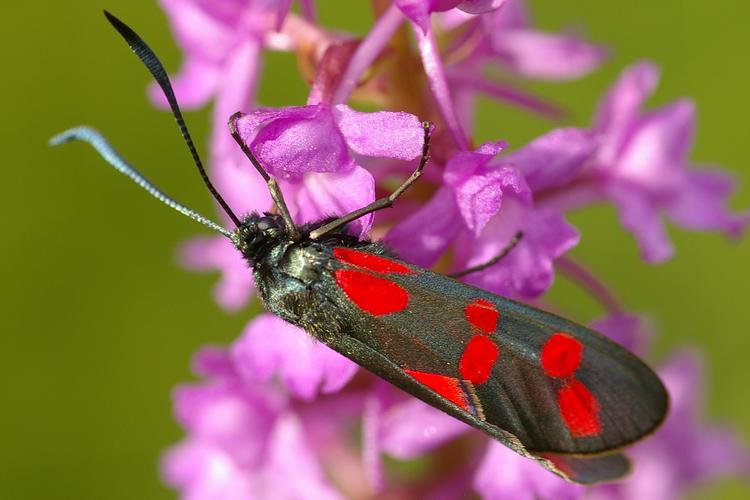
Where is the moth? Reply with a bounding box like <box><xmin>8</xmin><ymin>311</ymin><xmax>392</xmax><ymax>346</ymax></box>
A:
<box><xmin>51</xmin><ymin>11</ymin><xmax>668</xmax><ymax>484</ymax></box>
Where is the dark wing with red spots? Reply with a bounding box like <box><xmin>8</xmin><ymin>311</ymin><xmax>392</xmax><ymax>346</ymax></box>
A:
<box><xmin>326</xmin><ymin>247</ymin><xmax>668</xmax><ymax>484</ymax></box>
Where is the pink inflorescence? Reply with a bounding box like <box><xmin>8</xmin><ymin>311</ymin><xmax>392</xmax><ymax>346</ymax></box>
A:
<box><xmin>155</xmin><ymin>0</ymin><xmax>750</xmax><ymax>498</ymax></box>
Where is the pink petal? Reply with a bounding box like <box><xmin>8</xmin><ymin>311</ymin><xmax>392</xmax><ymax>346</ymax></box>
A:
<box><xmin>615</xmin><ymin>99</ymin><xmax>696</xmax><ymax>188</ymax></box>
<box><xmin>490</xmin><ymin>30</ymin><xmax>607</xmax><ymax>81</ymax></box>
<box><xmin>385</xmin><ymin>187</ymin><xmax>462</xmax><ymax>267</ymax></box>
<box><xmin>453</xmin><ymin>196</ymin><xmax>524</xmax><ymax>283</ymax></box>
<box><xmin>590</xmin><ymin>312</ymin><xmax>651</xmax><ymax>356</ymax></box>
<box><xmin>192</xmin><ymin>346</ymin><xmax>237</xmax><ymax>379</ymax></box>
<box><xmin>453</xmin><ymin>164</ymin><xmax>528</xmax><ymax>236</ymax></box>
<box><xmin>394</xmin><ymin>0</ymin><xmax>431</xmax><ymax>33</ymax></box>
<box><xmin>211</xmin><ymin>38</ymin><xmax>263</xmax><ymax>147</ymax></box>
<box><xmin>148</xmin><ymin>57</ymin><xmax>220</xmax><ymax>109</ymax></box>
<box><xmin>211</xmin><ymin>144</ymin><xmax>275</xmax><ymax>219</ymax></box>
<box><xmin>362</xmin><ymin>387</ymin><xmax>385</xmax><ymax>493</ymax></box>
<box><xmin>180</xmin><ymin>236</ymin><xmax>254</xmax><ymax>312</ymax></box>
<box><xmin>232</xmin><ymin>105</ymin><xmax>352</xmax><ymax>176</ymax></box>
<box><xmin>605</xmin><ymin>350</ymin><xmax>750</xmax><ymax>498</ymax></box>
<box><xmin>443</xmin><ymin>141</ymin><xmax>506</xmax><ymax>186</ymax></box>
<box><xmin>665</xmin><ymin>168</ymin><xmax>749</xmax><ymax>236</ymax></box>
<box><xmin>688</xmin><ymin>426</ymin><xmax>750</xmax><ymax>485</ymax></box>
<box><xmin>514</xmin><ymin>208</ymin><xmax>580</xmax><ymax>297</ymax></box>
<box><xmin>380</xmin><ymin>399</ymin><xmax>470</xmax><ymax>458</ymax></box>
<box><xmin>444</xmin><ymin>142</ymin><xmax>516</xmax><ymax>235</ymax></box>
<box><xmin>161</xmin><ymin>439</ymin><xmax>205</xmax><ymax>489</ymax></box>
<box><xmin>294</xmin><ymin>166</ymin><xmax>376</xmax><ymax>237</ymax></box>
<box><xmin>595</xmin><ymin>61</ymin><xmax>660</xmax><ymax>161</ymax></box>
<box><xmin>658</xmin><ymin>350</ymin><xmax>703</xmax><ymax>424</ymax></box>
<box><xmin>260</xmin><ymin>414</ymin><xmax>344</xmax><ymax>500</ymax></box>
<box><xmin>161</xmin><ymin>440</ymin><xmax>254</xmax><ymax>499</ymax></box>
<box><xmin>334</xmin><ymin>105</ymin><xmax>425</xmax><ymax>160</ymax></box>
<box><xmin>437</xmin><ymin>9</ymin><xmax>476</xmax><ymax>30</ymax></box>
<box><xmin>171</xmin><ymin>382</ymin><xmax>276</xmax><ymax>468</ymax></box>
<box><xmin>506</xmin><ymin>128</ymin><xmax>596</xmax><ymax>191</ymax></box>
<box><xmin>457</xmin><ymin>205</ymin><xmax>579</xmax><ymax>299</ymax></box>
<box><xmin>486</xmin><ymin>0</ymin><xmax>529</xmax><ymax>30</ymax></box>
<box><xmin>474</xmin><ymin>442</ymin><xmax>582</xmax><ymax>499</ymax></box>
<box><xmin>160</xmin><ymin>0</ymin><xmax>236</xmax><ymax>61</ymax></box>
<box><xmin>231</xmin><ymin>314</ymin><xmax>358</xmax><ymax>401</ymax></box>
<box><xmin>607</xmin><ymin>183</ymin><xmax>674</xmax><ymax>263</ymax></box>
<box><xmin>458</xmin><ymin>0</ymin><xmax>506</xmax><ymax>15</ymax></box>
<box><xmin>395</xmin><ymin>0</ymin><xmax>463</xmax><ymax>33</ymax></box>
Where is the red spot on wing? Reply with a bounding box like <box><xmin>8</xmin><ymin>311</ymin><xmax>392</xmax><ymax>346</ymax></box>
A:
<box><xmin>335</xmin><ymin>269</ymin><xmax>409</xmax><ymax>316</ymax></box>
<box><xmin>541</xmin><ymin>332</ymin><xmax>583</xmax><ymax>378</ymax></box>
<box><xmin>405</xmin><ymin>370</ymin><xmax>469</xmax><ymax>410</ymax></box>
<box><xmin>464</xmin><ymin>299</ymin><xmax>499</xmax><ymax>333</ymax></box>
<box><xmin>333</xmin><ymin>247</ymin><xmax>414</xmax><ymax>274</ymax></box>
<box><xmin>459</xmin><ymin>335</ymin><xmax>499</xmax><ymax>385</ymax></box>
<box><xmin>558</xmin><ymin>380</ymin><xmax>601</xmax><ymax>438</ymax></box>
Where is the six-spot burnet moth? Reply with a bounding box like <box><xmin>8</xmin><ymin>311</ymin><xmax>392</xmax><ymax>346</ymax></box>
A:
<box><xmin>50</xmin><ymin>11</ymin><xmax>668</xmax><ymax>485</ymax></box>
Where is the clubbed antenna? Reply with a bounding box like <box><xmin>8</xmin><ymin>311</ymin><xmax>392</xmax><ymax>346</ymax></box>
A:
<box><xmin>103</xmin><ymin>10</ymin><xmax>242</xmax><ymax>228</ymax></box>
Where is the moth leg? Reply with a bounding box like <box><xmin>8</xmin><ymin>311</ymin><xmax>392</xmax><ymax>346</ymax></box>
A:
<box><xmin>228</xmin><ymin>112</ymin><xmax>300</xmax><ymax>239</ymax></box>
<box><xmin>449</xmin><ymin>231</ymin><xmax>523</xmax><ymax>278</ymax></box>
<box><xmin>308</xmin><ymin>121</ymin><xmax>433</xmax><ymax>240</ymax></box>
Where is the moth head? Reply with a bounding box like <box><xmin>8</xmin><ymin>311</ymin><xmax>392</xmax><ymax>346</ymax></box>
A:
<box><xmin>234</xmin><ymin>213</ymin><xmax>286</xmax><ymax>260</ymax></box>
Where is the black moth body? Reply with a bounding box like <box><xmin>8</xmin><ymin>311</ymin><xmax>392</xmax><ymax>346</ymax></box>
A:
<box><xmin>51</xmin><ymin>11</ymin><xmax>669</xmax><ymax>486</ymax></box>
<box><xmin>237</xmin><ymin>213</ymin><xmax>667</xmax><ymax>484</ymax></box>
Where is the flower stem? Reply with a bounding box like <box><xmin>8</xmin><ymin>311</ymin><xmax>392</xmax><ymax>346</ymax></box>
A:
<box><xmin>556</xmin><ymin>256</ymin><xmax>621</xmax><ymax>313</ymax></box>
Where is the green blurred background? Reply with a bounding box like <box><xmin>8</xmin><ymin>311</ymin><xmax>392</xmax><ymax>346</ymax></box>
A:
<box><xmin>2</xmin><ymin>1</ymin><xmax>748</xmax><ymax>498</ymax></box>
